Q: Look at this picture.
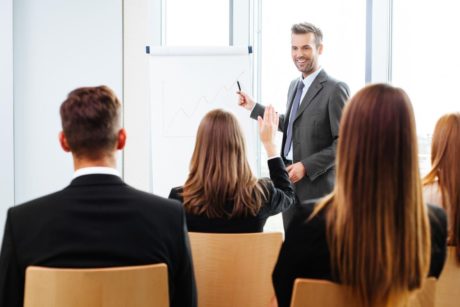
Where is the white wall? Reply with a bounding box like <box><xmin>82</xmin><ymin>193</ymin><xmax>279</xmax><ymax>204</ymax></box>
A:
<box><xmin>0</xmin><ymin>0</ymin><xmax>14</xmax><ymax>235</ymax></box>
<box><xmin>13</xmin><ymin>0</ymin><xmax>123</xmax><ymax>204</ymax></box>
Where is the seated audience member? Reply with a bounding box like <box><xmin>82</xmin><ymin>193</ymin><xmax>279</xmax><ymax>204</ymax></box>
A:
<box><xmin>169</xmin><ymin>107</ymin><xmax>295</xmax><ymax>233</ymax></box>
<box><xmin>423</xmin><ymin>112</ymin><xmax>460</xmax><ymax>261</ymax></box>
<box><xmin>272</xmin><ymin>84</ymin><xmax>447</xmax><ymax>307</ymax></box>
<box><xmin>0</xmin><ymin>86</ymin><xmax>196</xmax><ymax>307</ymax></box>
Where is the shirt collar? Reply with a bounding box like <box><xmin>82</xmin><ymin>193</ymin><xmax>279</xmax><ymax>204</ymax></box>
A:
<box><xmin>73</xmin><ymin>167</ymin><xmax>121</xmax><ymax>179</ymax></box>
<box><xmin>300</xmin><ymin>67</ymin><xmax>322</xmax><ymax>89</ymax></box>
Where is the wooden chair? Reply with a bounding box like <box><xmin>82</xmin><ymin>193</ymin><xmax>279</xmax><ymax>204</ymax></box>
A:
<box><xmin>188</xmin><ymin>232</ymin><xmax>283</xmax><ymax>307</ymax></box>
<box><xmin>289</xmin><ymin>277</ymin><xmax>436</xmax><ymax>307</ymax></box>
<box><xmin>436</xmin><ymin>246</ymin><xmax>460</xmax><ymax>307</ymax></box>
<box><xmin>23</xmin><ymin>263</ymin><xmax>169</xmax><ymax>307</ymax></box>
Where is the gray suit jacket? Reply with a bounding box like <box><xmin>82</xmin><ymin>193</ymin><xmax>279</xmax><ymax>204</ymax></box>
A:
<box><xmin>251</xmin><ymin>69</ymin><xmax>349</xmax><ymax>202</ymax></box>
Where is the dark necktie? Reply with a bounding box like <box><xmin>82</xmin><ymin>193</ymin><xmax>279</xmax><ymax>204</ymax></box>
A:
<box><xmin>283</xmin><ymin>80</ymin><xmax>304</xmax><ymax>157</ymax></box>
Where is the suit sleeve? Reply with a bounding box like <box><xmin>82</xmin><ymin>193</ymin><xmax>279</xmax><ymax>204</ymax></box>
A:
<box><xmin>171</xmin><ymin>210</ymin><xmax>197</xmax><ymax>307</ymax></box>
<box><xmin>0</xmin><ymin>210</ymin><xmax>23</xmax><ymax>307</ymax></box>
<box><xmin>259</xmin><ymin>157</ymin><xmax>296</xmax><ymax>218</ymax></box>
<box><xmin>249</xmin><ymin>80</ymin><xmax>297</xmax><ymax>133</ymax></box>
<box><xmin>301</xmin><ymin>82</ymin><xmax>349</xmax><ymax>181</ymax></box>
<box><xmin>250</xmin><ymin>103</ymin><xmax>286</xmax><ymax>133</ymax></box>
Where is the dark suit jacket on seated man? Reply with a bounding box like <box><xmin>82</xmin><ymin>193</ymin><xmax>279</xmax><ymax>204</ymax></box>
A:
<box><xmin>238</xmin><ymin>22</ymin><xmax>350</xmax><ymax>230</ymax></box>
<box><xmin>0</xmin><ymin>86</ymin><xmax>197</xmax><ymax>307</ymax></box>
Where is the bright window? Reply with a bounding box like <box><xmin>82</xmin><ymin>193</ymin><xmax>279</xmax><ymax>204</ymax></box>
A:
<box><xmin>392</xmin><ymin>0</ymin><xmax>460</xmax><ymax>175</ymax></box>
<box><xmin>164</xmin><ymin>0</ymin><xmax>229</xmax><ymax>46</ymax></box>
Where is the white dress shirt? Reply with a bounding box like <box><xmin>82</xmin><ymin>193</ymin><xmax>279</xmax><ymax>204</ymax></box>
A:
<box><xmin>73</xmin><ymin>167</ymin><xmax>121</xmax><ymax>179</ymax></box>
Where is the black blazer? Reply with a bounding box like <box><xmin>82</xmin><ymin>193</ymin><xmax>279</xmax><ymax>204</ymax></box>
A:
<box><xmin>0</xmin><ymin>174</ymin><xmax>197</xmax><ymax>307</ymax></box>
<box><xmin>169</xmin><ymin>157</ymin><xmax>296</xmax><ymax>233</ymax></box>
<box><xmin>272</xmin><ymin>200</ymin><xmax>448</xmax><ymax>307</ymax></box>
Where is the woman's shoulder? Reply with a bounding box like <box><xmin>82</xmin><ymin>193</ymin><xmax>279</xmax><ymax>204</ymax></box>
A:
<box><xmin>168</xmin><ymin>186</ymin><xmax>184</xmax><ymax>201</ymax></box>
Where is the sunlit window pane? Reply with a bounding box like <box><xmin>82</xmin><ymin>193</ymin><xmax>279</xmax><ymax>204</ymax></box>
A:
<box><xmin>392</xmin><ymin>0</ymin><xmax>460</xmax><ymax>175</ymax></box>
<box><xmin>165</xmin><ymin>0</ymin><xmax>229</xmax><ymax>46</ymax></box>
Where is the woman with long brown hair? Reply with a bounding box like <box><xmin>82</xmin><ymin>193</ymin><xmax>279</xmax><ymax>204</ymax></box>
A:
<box><xmin>169</xmin><ymin>107</ymin><xmax>296</xmax><ymax>233</ymax></box>
<box><xmin>272</xmin><ymin>84</ymin><xmax>447</xmax><ymax>307</ymax></box>
<box><xmin>423</xmin><ymin>113</ymin><xmax>460</xmax><ymax>262</ymax></box>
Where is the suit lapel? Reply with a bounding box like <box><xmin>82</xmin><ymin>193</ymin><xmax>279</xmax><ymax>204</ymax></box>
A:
<box><xmin>295</xmin><ymin>70</ymin><xmax>328</xmax><ymax>121</ymax></box>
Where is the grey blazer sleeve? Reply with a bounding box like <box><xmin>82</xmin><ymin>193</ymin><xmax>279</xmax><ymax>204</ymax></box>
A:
<box><xmin>250</xmin><ymin>79</ymin><xmax>298</xmax><ymax>132</ymax></box>
<box><xmin>301</xmin><ymin>81</ymin><xmax>349</xmax><ymax>181</ymax></box>
<box><xmin>250</xmin><ymin>103</ymin><xmax>286</xmax><ymax>132</ymax></box>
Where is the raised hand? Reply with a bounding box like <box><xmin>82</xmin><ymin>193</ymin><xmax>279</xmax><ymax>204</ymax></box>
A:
<box><xmin>257</xmin><ymin>105</ymin><xmax>279</xmax><ymax>157</ymax></box>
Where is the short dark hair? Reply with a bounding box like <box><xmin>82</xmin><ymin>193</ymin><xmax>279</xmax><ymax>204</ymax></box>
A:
<box><xmin>60</xmin><ymin>85</ymin><xmax>121</xmax><ymax>159</ymax></box>
<box><xmin>291</xmin><ymin>22</ymin><xmax>323</xmax><ymax>46</ymax></box>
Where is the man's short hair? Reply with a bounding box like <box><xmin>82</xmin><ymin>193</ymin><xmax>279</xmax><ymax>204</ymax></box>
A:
<box><xmin>291</xmin><ymin>22</ymin><xmax>323</xmax><ymax>46</ymax></box>
<box><xmin>60</xmin><ymin>85</ymin><xmax>121</xmax><ymax>159</ymax></box>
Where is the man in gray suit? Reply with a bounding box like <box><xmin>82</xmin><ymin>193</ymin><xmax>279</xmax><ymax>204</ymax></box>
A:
<box><xmin>238</xmin><ymin>22</ymin><xmax>349</xmax><ymax>230</ymax></box>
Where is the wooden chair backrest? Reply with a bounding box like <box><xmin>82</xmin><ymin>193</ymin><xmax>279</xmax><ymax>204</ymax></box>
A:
<box><xmin>436</xmin><ymin>246</ymin><xmax>460</xmax><ymax>307</ymax></box>
<box><xmin>290</xmin><ymin>277</ymin><xmax>436</xmax><ymax>307</ymax></box>
<box><xmin>188</xmin><ymin>231</ymin><xmax>283</xmax><ymax>307</ymax></box>
<box><xmin>23</xmin><ymin>263</ymin><xmax>169</xmax><ymax>307</ymax></box>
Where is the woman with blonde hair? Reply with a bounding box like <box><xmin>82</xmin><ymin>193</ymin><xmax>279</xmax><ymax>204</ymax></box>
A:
<box><xmin>272</xmin><ymin>84</ymin><xmax>447</xmax><ymax>307</ymax></box>
<box><xmin>423</xmin><ymin>112</ymin><xmax>460</xmax><ymax>262</ymax></box>
<box><xmin>169</xmin><ymin>106</ymin><xmax>296</xmax><ymax>233</ymax></box>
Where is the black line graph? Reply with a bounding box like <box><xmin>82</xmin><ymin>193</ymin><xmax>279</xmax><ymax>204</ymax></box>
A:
<box><xmin>159</xmin><ymin>71</ymin><xmax>249</xmax><ymax>138</ymax></box>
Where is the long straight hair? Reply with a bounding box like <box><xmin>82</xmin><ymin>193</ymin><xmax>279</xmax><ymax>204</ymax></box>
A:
<box><xmin>314</xmin><ymin>84</ymin><xmax>431</xmax><ymax>306</ymax></box>
<box><xmin>423</xmin><ymin>113</ymin><xmax>460</xmax><ymax>262</ymax></box>
<box><xmin>182</xmin><ymin>109</ymin><xmax>267</xmax><ymax>218</ymax></box>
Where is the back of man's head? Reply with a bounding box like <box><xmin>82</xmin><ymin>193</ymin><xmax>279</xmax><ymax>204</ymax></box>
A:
<box><xmin>60</xmin><ymin>85</ymin><xmax>121</xmax><ymax>160</ymax></box>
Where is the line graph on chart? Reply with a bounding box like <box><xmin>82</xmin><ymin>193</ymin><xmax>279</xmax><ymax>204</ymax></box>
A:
<box><xmin>159</xmin><ymin>71</ymin><xmax>248</xmax><ymax>138</ymax></box>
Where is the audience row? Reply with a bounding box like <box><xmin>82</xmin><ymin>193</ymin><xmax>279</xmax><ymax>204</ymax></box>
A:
<box><xmin>0</xmin><ymin>83</ymin><xmax>458</xmax><ymax>307</ymax></box>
